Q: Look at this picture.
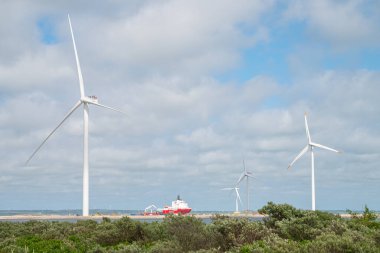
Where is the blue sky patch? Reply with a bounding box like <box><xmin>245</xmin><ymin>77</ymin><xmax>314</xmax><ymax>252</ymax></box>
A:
<box><xmin>261</xmin><ymin>95</ymin><xmax>286</xmax><ymax>109</ymax></box>
<box><xmin>217</xmin><ymin>22</ymin><xmax>308</xmax><ymax>85</ymax></box>
<box><xmin>37</xmin><ymin>17</ymin><xmax>58</xmax><ymax>44</ymax></box>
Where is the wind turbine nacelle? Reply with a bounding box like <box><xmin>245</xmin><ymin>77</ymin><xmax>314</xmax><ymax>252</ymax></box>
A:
<box><xmin>82</xmin><ymin>96</ymin><xmax>99</xmax><ymax>103</ymax></box>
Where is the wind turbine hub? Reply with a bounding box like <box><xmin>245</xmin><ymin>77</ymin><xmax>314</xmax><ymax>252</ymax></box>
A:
<box><xmin>82</xmin><ymin>96</ymin><xmax>99</xmax><ymax>103</ymax></box>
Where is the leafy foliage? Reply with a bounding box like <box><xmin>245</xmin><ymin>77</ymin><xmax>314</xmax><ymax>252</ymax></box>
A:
<box><xmin>347</xmin><ymin>205</ymin><xmax>380</xmax><ymax>230</ymax></box>
<box><xmin>0</xmin><ymin>203</ymin><xmax>378</xmax><ymax>252</ymax></box>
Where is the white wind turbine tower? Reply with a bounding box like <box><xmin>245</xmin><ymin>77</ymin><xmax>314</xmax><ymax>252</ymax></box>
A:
<box><xmin>236</xmin><ymin>160</ymin><xmax>254</xmax><ymax>211</ymax></box>
<box><xmin>26</xmin><ymin>15</ymin><xmax>126</xmax><ymax>216</ymax></box>
<box><xmin>222</xmin><ymin>187</ymin><xmax>243</xmax><ymax>213</ymax></box>
<box><xmin>288</xmin><ymin>113</ymin><xmax>341</xmax><ymax>211</ymax></box>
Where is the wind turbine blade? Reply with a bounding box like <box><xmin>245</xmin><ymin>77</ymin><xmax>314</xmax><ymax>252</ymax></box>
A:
<box><xmin>304</xmin><ymin>113</ymin><xmax>311</xmax><ymax>143</ymax></box>
<box><xmin>243</xmin><ymin>159</ymin><xmax>246</xmax><ymax>173</ymax></box>
<box><xmin>310</xmin><ymin>142</ymin><xmax>340</xmax><ymax>153</ymax></box>
<box><xmin>25</xmin><ymin>100</ymin><xmax>82</xmax><ymax>165</ymax></box>
<box><xmin>288</xmin><ymin>145</ymin><xmax>309</xmax><ymax>169</ymax></box>
<box><xmin>89</xmin><ymin>102</ymin><xmax>127</xmax><ymax>116</ymax></box>
<box><xmin>68</xmin><ymin>14</ymin><xmax>85</xmax><ymax>98</ymax></box>
<box><xmin>236</xmin><ymin>173</ymin><xmax>245</xmax><ymax>185</ymax></box>
<box><xmin>221</xmin><ymin>188</ymin><xmax>234</xmax><ymax>191</ymax></box>
<box><xmin>236</xmin><ymin>188</ymin><xmax>243</xmax><ymax>206</ymax></box>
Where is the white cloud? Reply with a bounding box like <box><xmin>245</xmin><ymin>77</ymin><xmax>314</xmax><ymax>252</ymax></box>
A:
<box><xmin>176</xmin><ymin>126</ymin><xmax>226</xmax><ymax>150</ymax></box>
<box><xmin>284</xmin><ymin>0</ymin><xmax>380</xmax><ymax>49</ymax></box>
<box><xmin>91</xmin><ymin>0</ymin><xmax>275</xmax><ymax>76</ymax></box>
<box><xmin>0</xmin><ymin>48</ymin><xmax>73</xmax><ymax>93</ymax></box>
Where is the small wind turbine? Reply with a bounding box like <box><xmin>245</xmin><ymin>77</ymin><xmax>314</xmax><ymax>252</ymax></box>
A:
<box><xmin>25</xmin><ymin>15</ymin><xmax>126</xmax><ymax>216</ymax></box>
<box><xmin>236</xmin><ymin>160</ymin><xmax>254</xmax><ymax>211</ymax></box>
<box><xmin>288</xmin><ymin>113</ymin><xmax>341</xmax><ymax>211</ymax></box>
<box><xmin>222</xmin><ymin>187</ymin><xmax>243</xmax><ymax>213</ymax></box>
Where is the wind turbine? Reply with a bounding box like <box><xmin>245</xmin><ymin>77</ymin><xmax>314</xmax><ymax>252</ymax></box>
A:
<box><xmin>25</xmin><ymin>15</ymin><xmax>126</xmax><ymax>216</ymax></box>
<box><xmin>222</xmin><ymin>187</ymin><xmax>243</xmax><ymax>213</ymax></box>
<box><xmin>236</xmin><ymin>160</ymin><xmax>254</xmax><ymax>211</ymax></box>
<box><xmin>288</xmin><ymin>113</ymin><xmax>340</xmax><ymax>211</ymax></box>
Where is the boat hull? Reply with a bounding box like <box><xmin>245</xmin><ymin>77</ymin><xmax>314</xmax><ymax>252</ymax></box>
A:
<box><xmin>161</xmin><ymin>208</ymin><xmax>192</xmax><ymax>215</ymax></box>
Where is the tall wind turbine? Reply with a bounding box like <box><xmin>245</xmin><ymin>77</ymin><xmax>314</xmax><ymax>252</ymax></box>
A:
<box><xmin>25</xmin><ymin>15</ymin><xmax>126</xmax><ymax>216</ymax></box>
<box><xmin>236</xmin><ymin>160</ymin><xmax>254</xmax><ymax>211</ymax></box>
<box><xmin>222</xmin><ymin>187</ymin><xmax>243</xmax><ymax>213</ymax></box>
<box><xmin>288</xmin><ymin>113</ymin><xmax>340</xmax><ymax>211</ymax></box>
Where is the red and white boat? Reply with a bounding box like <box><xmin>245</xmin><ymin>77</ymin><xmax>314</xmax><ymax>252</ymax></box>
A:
<box><xmin>159</xmin><ymin>195</ymin><xmax>192</xmax><ymax>215</ymax></box>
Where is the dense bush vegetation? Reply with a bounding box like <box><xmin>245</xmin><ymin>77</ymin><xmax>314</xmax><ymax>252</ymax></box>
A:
<box><xmin>0</xmin><ymin>202</ymin><xmax>379</xmax><ymax>252</ymax></box>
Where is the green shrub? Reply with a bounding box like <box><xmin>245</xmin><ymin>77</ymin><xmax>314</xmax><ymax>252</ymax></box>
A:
<box><xmin>148</xmin><ymin>240</ymin><xmax>182</xmax><ymax>253</ymax></box>
<box><xmin>67</xmin><ymin>234</ymin><xmax>92</xmax><ymax>252</ymax></box>
<box><xmin>348</xmin><ymin>205</ymin><xmax>380</xmax><ymax>229</ymax></box>
<box><xmin>188</xmin><ymin>248</ymin><xmax>220</xmax><ymax>253</ymax></box>
<box><xmin>258</xmin><ymin>202</ymin><xmax>302</xmax><ymax>229</ymax></box>
<box><xmin>324</xmin><ymin>219</ymin><xmax>348</xmax><ymax>236</ymax></box>
<box><xmin>15</xmin><ymin>235</ymin><xmax>73</xmax><ymax>253</ymax></box>
<box><xmin>306</xmin><ymin>231</ymin><xmax>378</xmax><ymax>253</ymax></box>
<box><xmin>163</xmin><ymin>215</ymin><xmax>211</xmax><ymax>252</ymax></box>
<box><xmin>258</xmin><ymin>202</ymin><xmax>343</xmax><ymax>242</ymax></box>
<box><xmin>239</xmin><ymin>221</ymin><xmax>272</xmax><ymax>244</ymax></box>
<box><xmin>244</xmin><ymin>233</ymin><xmax>303</xmax><ymax>253</ymax></box>
<box><xmin>277</xmin><ymin>211</ymin><xmax>340</xmax><ymax>241</ymax></box>
<box><xmin>142</xmin><ymin>221</ymin><xmax>168</xmax><ymax>242</ymax></box>
<box><xmin>94</xmin><ymin>222</ymin><xmax>120</xmax><ymax>246</ymax></box>
<box><xmin>373</xmin><ymin>229</ymin><xmax>380</xmax><ymax>247</ymax></box>
<box><xmin>111</xmin><ymin>242</ymin><xmax>145</xmax><ymax>253</ymax></box>
<box><xmin>209</xmin><ymin>216</ymin><xmax>250</xmax><ymax>251</ymax></box>
<box><xmin>115</xmin><ymin>216</ymin><xmax>146</xmax><ymax>243</ymax></box>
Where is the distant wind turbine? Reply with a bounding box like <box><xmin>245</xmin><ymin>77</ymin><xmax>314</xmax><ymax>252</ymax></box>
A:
<box><xmin>222</xmin><ymin>187</ymin><xmax>243</xmax><ymax>213</ymax></box>
<box><xmin>288</xmin><ymin>113</ymin><xmax>341</xmax><ymax>211</ymax></box>
<box><xmin>236</xmin><ymin>160</ymin><xmax>254</xmax><ymax>211</ymax></box>
<box><xmin>25</xmin><ymin>14</ymin><xmax>126</xmax><ymax>216</ymax></box>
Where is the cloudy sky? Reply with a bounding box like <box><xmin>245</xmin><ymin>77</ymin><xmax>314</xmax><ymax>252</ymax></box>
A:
<box><xmin>1</xmin><ymin>0</ymin><xmax>379</xmax><ymax>212</ymax></box>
